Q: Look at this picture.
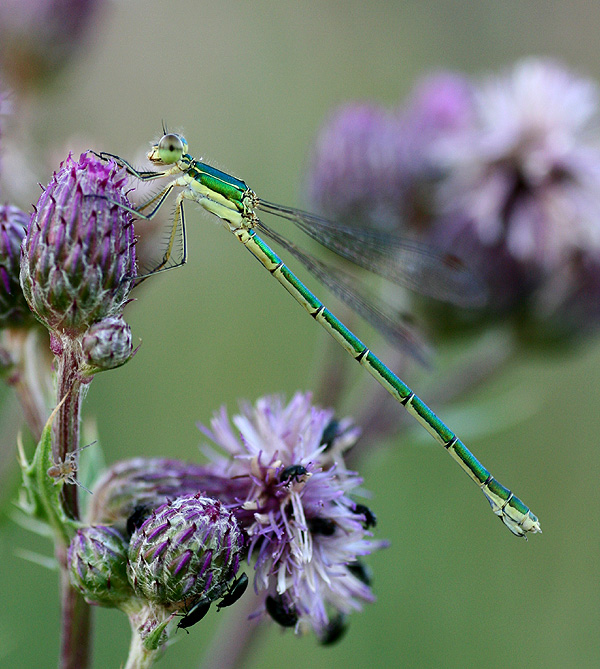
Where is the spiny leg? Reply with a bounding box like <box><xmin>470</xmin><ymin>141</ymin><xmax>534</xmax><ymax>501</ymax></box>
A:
<box><xmin>146</xmin><ymin>191</ymin><xmax>188</xmax><ymax>276</ymax></box>
<box><xmin>135</xmin><ymin>180</ymin><xmax>180</xmax><ymax>218</ymax></box>
<box><xmin>114</xmin><ymin>187</ymin><xmax>187</xmax><ymax>278</ymax></box>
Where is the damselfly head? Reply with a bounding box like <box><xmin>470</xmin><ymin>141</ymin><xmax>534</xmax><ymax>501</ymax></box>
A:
<box><xmin>148</xmin><ymin>133</ymin><xmax>188</xmax><ymax>165</ymax></box>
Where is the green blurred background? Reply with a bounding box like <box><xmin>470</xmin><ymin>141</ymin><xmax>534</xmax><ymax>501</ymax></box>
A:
<box><xmin>1</xmin><ymin>1</ymin><xmax>599</xmax><ymax>667</ymax></box>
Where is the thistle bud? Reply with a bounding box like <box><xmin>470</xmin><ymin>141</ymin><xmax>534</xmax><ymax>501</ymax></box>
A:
<box><xmin>67</xmin><ymin>525</ymin><xmax>133</xmax><ymax>607</ymax></box>
<box><xmin>0</xmin><ymin>204</ymin><xmax>33</xmax><ymax>327</ymax></box>
<box><xmin>127</xmin><ymin>494</ymin><xmax>244</xmax><ymax>610</ymax></box>
<box><xmin>81</xmin><ymin>315</ymin><xmax>133</xmax><ymax>373</ymax></box>
<box><xmin>20</xmin><ymin>152</ymin><xmax>136</xmax><ymax>337</ymax></box>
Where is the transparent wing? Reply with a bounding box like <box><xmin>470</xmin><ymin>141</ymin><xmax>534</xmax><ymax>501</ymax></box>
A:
<box><xmin>254</xmin><ymin>219</ymin><xmax>431</xmax><ymax>364</ymax></box>
<box><xmin>258</xmin><ymin>200</ymin><xmax>487</xmax><ymax>308</ymax></box>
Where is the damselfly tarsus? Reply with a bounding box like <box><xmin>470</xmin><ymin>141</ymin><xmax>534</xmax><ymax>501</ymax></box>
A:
<box><xmin>95</xmin><ymin>131</ymin><xmax>541</xmax><ymax>537</ymax></box>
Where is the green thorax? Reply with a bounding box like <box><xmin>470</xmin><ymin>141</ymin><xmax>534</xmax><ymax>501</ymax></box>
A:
<box><xmin>187</xmin><ymin>157</ymin><xmax>248</xmax><ymax>210</ymax></box>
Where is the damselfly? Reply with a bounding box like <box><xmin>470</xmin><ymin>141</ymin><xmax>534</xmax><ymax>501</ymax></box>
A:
<box><xmin>95</xmin><ymin>131</ymin><xmax>541</xmax><ymax>537</ymax></box>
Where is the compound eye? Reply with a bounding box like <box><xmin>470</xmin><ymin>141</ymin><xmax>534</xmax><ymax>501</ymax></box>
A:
<box><xmin>157</xmin><ymin>133</ymin><xmax>186</xmax><ymax>164</ymax></box>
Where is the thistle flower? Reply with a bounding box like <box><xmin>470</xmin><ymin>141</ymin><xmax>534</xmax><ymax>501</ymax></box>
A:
<box><xmin>0</xmin><ymin>204</ymin><xmax>33</xmax><ymax>327</ymax></box>
<box><xmin>306</xmin><ymin>103</ymin><xmax>409</xmax><ymax>230</ymax></box>
<box><xmin>88</xmin><ymin>395</ymin><xmax>383</xmax><ymax>639</ymax></box>
<box><xmin>20</xmin><ymin>152</ymin><xmax>136</xmax><ymax>338</ymax></box>
<box><xmin>67</xmin><ymin>525</ymin><xmax>133</xmax><ymax>608</ymax></box>
<box><xmin>306</xmin><ymin>74</ymin><xmax>472</xmax><ymax>233</ymax></box>
<box><xmin>427</xmin><ymin>58</ymin><xmax>600</xmax><ymax>339</ymax></box>
<box><xmin>127</xmin><ymin>493</ymin><xmax>244</xmax><ymax>611</ymax></box>
<box><xmin>307</xmin><ymin>59</ymin><xmax>600</xmax><ymax>343</ymax></box>
<box><xmin>199</xmin><ymin>393</ymin><xmax>386</xmax><ymax>637</ymax></box>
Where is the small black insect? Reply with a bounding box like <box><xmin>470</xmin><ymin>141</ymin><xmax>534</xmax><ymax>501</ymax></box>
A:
<box><xmin>354</xmin><ymin>503</ymin><xmax>377</xmax><ymax>529</ymax></box>
<box><xmin>279</xmin><ymin>464</ymin><xmax>308</xmax><ymax>484</ymax></box>
<box><xmin>347</xmin><ymin>560</ymin><xmax>373</xmax><ymax>586</ymax></box>
<box><xmin>307</xmin><ymin>516</ymin><xmax>336</xmax><ymax>536</ymax></box>
<box><xmin>265</xmin><ymin>594</ymin><xmax>298</xmax><ymax>628</ymax></box>
<box><xmin>177</xmin><ymin>600</ymin><xmax>211</xmax><ymax>633</ymax></box>
<box><xmin>320</xmin><ymin>419</ymin><xmax>341</xmax><ymax>451</ymax></box>
<box><xmin>216</xmin><ymin>573</ymin><xmax>249</xmax><ymax>611</ymax></box>
<box><xmin>319</xmin><ymin>613</ymin><xmax>348</xmax><ymax>646</ymax></box>
<box><xmin>126</xmin><ymin>504</ymin><xmax>152</xmax><ymax>537</ymax></box>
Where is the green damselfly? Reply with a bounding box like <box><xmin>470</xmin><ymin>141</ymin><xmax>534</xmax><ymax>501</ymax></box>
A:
<box><xmin>96</xmin><ymin>131</ymin><xmax>541</xmax><ymax>537</ymax></box>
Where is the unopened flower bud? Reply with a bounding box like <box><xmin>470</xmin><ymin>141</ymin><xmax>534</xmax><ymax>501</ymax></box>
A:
<box><xmin>127</xmin><ymin>494</ymin><xmax>244</xmax><ymax>609</ymax></box>
<box><xmin>68</xmin><ymin>525</ymin><xmax>133</xmax><ymax>607</ymax></box>
<box><xmin>20</xmin><ymin>152</ymin><xmax>136</xmax><ymax>337</ymax></box>
<box><xmin>81</xmin><ymin>315</ymin><xmax>133</xmax><ymax>373</ymax></box>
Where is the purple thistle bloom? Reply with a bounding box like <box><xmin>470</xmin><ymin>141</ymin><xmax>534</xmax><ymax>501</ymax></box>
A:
<box><xmin>198</xmin><ymin>392</ymin><xmax>386</xmax><ymax>636</ymax></box>
<box><xmin>427</xmin><ymin>58</ymin><xmax>600</xmax><ymax>336</ymax></box>
<box><xmin>402</xmin><ymin>72</ymin><xmax>475</xmax><ymax>143</ymax></box>
<box><xmin>306</xmin><ymin>103</ymin><xmax>411</xmax><ymax>231</ymax></box>
<box><xmin>306</xmin><ymin>74</ymin><xmax>473</xmax><ymax>233</ymax></box>
<box><xmin>434</xmin><ymin>58</ymin><xmax>600</xmax><ymax>268</ymax></box>
<box><xmin>307</xmin><ymin>59</ymin><xmax>600</xmax><ymax>342</ymax></box>
<box><xmin>20</xmin><ymin>152</ymin><xmax>136</xmax><ymax>337</ymax></box>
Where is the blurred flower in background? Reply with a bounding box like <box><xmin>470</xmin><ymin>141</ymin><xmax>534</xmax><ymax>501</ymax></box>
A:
<box><xmin>0</xmin><ymin>0</ymin><xmax>105</xmax><ymax>92</ymax></box>
<box><xmin>0</xmin><ymin>0</ymin><xmax>108</xmax><ymax>207</ymax></box>
<box><xmin>308</xmin><ymin>58</ymin><xmax>600</xmax><ymax>347</ymax></box>
<box><xmin>0</xmin><ymin>205</ymin><xmax>34</xmax><ymax>329</ymax></box>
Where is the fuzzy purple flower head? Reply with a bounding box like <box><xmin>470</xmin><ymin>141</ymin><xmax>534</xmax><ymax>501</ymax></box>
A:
<box><xmin>127</xmin><ymin>493</ymin><xmax>244</xmax><ymax>611</ymax></box>
<box><xmin>434</xmin><ymin>59</ymin><xmax>600</xmax><ymax>266</ymax></box>
<box><xmin>307</xmin><ymin>58</ymin><xmax>600</xmax><ymax>344</ymax></box>
<box><xmin>306</xmin><ymin>73</ymin><xmax>473</xmax><ymax>233</ymax></box>
<box><xmin>427</xmin><ymin>58</ymin><xmax>600</xmax><ymax>338</ymax></box>
<box><xmin>20</xmin><ymin>152</ymin><xmax>136</xmax><ymax>339</ymax></box>
<box><xmin>199</xmin><ymin>392</ymin><xmax>387</xmax><ymax>638</ymax></box>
